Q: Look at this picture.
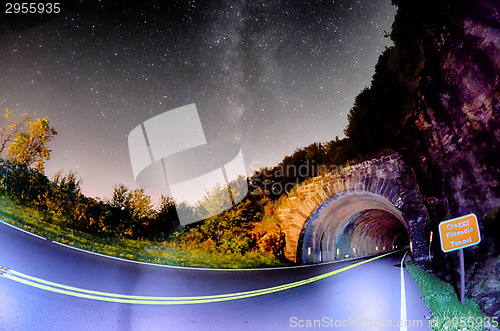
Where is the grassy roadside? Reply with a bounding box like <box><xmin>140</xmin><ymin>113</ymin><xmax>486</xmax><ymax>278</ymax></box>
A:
<box><xmin>406</xmin><ymin>261</ymin><xmax>498</xmax><ymax>330</ymax></box>
<box><xmin>0</xmin><ymin>193</ymin><xmax>287</xmax><ymax>269</ymax></box>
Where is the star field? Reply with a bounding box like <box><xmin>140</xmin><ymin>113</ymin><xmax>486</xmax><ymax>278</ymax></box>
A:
<box><xmin>0</xmin><ymin>0</ymin><xmax>395</xmax><ymax>203</ymax></box>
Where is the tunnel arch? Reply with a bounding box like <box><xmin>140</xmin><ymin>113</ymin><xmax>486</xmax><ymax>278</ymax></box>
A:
<box><xmin>277</xmin><ymin>153</ymin><xmax>432</xmax><ymax>265</ymax></box>
<box><xmin>297</xmin><ymin>191</ymin><xmax>411</xmax><ymax>264</ymax></box>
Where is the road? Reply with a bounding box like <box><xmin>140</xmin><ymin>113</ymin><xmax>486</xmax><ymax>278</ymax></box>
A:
<box><xmin>0</xmin><ymin>220</ymin><xmax>430</xmax><ymax>330</ymax></box>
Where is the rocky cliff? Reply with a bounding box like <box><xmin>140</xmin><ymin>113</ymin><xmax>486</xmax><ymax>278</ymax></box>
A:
<box><xmin>345</xmin><ymin>0</ymin><xmax>500</xmax><ymax>318</ymax></box>
<box><xmin>392</xmin><ymin>0</ymin><xmax>500</xmax><ymax>318</ymax></box>
<box><xmin>401</xmin><ymin>0</ymin><xmax>499</xmax><ymax>228</ymax></box>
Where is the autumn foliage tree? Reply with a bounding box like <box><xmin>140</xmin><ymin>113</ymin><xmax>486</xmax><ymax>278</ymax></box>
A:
<box><xmin>107</xmin><ymin>184</ymin><xmax>158</xmax><ymax>238</ymax></box>
<box><xmin>0</xmin><ymin>109</ymin><xmax>31</xmax><ymax>155</ymax></box>
<box><xmin>7</xmin><ymin>117</ymin><xmax>57</xmax><ymax>172</ymax></box>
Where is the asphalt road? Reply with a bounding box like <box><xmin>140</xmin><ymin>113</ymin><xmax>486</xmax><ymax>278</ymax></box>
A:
<box><xmin>0</xmin><ymin>220</ymin><xmax>430</xmax><ymax>330</ymax></box>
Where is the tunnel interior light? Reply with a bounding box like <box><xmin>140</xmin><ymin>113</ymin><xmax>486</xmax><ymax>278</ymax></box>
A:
<box><xmin>299</xmin><ymin>194</ymin><xmax>411</xmax><ymax>264</ymax></box>
<box><xmin>308</xmin><ymin>247</ymin><xmax>311</xmax><ymax>256</ymax></box>
<box><xmin>345</xmin><ymin>254</ymin><xmax>349</xmax><ymax>258</ymax></box>
<box><xmin>410</xmin><ymin>241</ymin><xmax>413</xmax><ymax>252</ymax></box>
<box><xmin>430</xmin><ymin>231</ymin><xmax>433</xmax><ymax>243</ymax></box>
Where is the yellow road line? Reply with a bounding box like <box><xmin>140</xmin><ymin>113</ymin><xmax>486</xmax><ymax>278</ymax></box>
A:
<box><xmin>2</xmin><ymin>251</ymin><xmax>396</xmax><ymax>305</ymax></box>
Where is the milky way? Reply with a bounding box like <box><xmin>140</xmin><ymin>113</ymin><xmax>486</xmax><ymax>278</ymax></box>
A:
<box><xmin>0</xmin><ymin>0</ymin><xmax>395</xmax><ymax>203</ymax></box>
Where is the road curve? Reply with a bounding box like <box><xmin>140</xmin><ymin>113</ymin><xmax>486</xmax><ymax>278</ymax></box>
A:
<box><xmin>0</xmin><ymin>220</ymin><xmax>430</xmax><ymax>330</ymax></box>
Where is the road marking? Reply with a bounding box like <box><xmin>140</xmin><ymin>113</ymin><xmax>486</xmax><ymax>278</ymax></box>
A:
<box><xmin>1</xmin><ymin>251</ymin><xmax>397</xmax><ymax>305</ymax></box>
<box><xmin>0</xmin><ymin>219</ymin><xmax>46</xmax><ymax>241</ymax></box>
<box><xmin>400</xmin><ymin>251</ymin><xmax>409</xmax><ymax>331</ymax></box>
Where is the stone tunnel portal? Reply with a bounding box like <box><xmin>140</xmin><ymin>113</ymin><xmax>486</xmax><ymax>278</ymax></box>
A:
<box><xmin>298</xmin><ymin>191</ymin><xmax>411</xmax><ymax>264</ymax></box>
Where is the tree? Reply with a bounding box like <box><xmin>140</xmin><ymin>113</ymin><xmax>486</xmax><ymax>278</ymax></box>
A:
<box><xmin>110</xmin><ymin>183</ymin><xmax>130</xmax><ymax>209</ymax></box>
<box><xmin>108</xmin><ymin>184</ymin><xmax>155</xmax><ymax>238</ymax></box>
<box><xmin>110</xmin><ymin>184</ymin><xmax>154</xmax><ymax>219</ymax></box>
<box><xmin>6</xmin><ymin>117</ymin><xmax>57</xmax><ymax>172</ymax></box>
<box><xmin>53</xmin><ymin>170</ymin><xmax>82</xmax><ymax>199</ymax></box>
<box><xmin>195</xmin><ymin>183</ymin><xmax>233</xmax><ymax>220</ymax></box>
<box><xmin>0</xmin><ymin>109</ymin><xmax>31</xmax><ymax>156</ymax></box>
<box><xmin>128</xmin><ymin>188</ymin><xmax>154</xmax><ymax>219</ymax></box>
<box><xmin>152</xmin><ymin>195</ymin><xmax>180</xmax><ymax>239</ymax></box>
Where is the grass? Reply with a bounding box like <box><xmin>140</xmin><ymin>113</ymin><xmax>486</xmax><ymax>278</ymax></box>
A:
<box><xmin>406</xmin><ymin>261</ymin><xmax>498</xmax><ymax>330</ymax></box>
<box><xmin>0</xmin><ymin>193</ymin><xmax>287</xmax><ymax>269</ymax></box>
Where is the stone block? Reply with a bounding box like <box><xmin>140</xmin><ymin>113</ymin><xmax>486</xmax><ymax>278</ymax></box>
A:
<box><xmin>330</xmin><ymin>179</ymin><xmax>344</xmax><ymax>194</ymax></box>
<box><xmin>317</xmin><ymin>187</ymin><xmax>329</xmax><ymax>200</ymax></box>
<box><xmin>294</xmin><ymin>206</ymin><xmax>309</xmax><ymax>219</ymax></box>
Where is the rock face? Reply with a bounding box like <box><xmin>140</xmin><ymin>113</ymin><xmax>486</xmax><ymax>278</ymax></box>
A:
<box><xmin>392</xmin><ymin>0</ymin><xmax>500</xmax><ymax>318</ymax></box>
<box><xmin>468</xmin><ymin>255</ymin><xmax>500</xmax><ymax>319</ymax></box>
<box><xmin>403</xmin><ymin>0</ymin><xmax>500</xmax><ymax>227</ymax></box>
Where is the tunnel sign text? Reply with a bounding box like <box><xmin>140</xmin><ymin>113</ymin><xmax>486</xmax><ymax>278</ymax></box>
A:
<box><xmin>438</xmin><ymin>214</ymin><xmax>481</xmax><ymax>252</ymax></box>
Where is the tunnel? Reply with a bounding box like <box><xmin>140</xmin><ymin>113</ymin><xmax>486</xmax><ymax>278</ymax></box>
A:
<box><xmin>298</xmin><ymin>191</ymin><xmax>411</xmax><ymax>264</ymax></box>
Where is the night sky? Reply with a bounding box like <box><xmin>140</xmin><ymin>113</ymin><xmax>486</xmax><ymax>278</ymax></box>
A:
<box><xmin>0</xmin><ymin>0</ymin><xmax>395</xmax><ymax>204</ymax></box>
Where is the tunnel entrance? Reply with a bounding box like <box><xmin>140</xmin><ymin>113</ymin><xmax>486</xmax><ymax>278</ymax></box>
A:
<box><xmin>278</xmin><ymin>153</ymin><xmax>431</xmax><ymax>265</ymax></box>
<box><xmin>334</xmin><ymin>209</ymin><xmax>410</xmax><ymax>259</ymax></box>
<box><xmin>298</xmin><ymin>191</ymin><xmax>411</xmax><ymax>264</ymax></box>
